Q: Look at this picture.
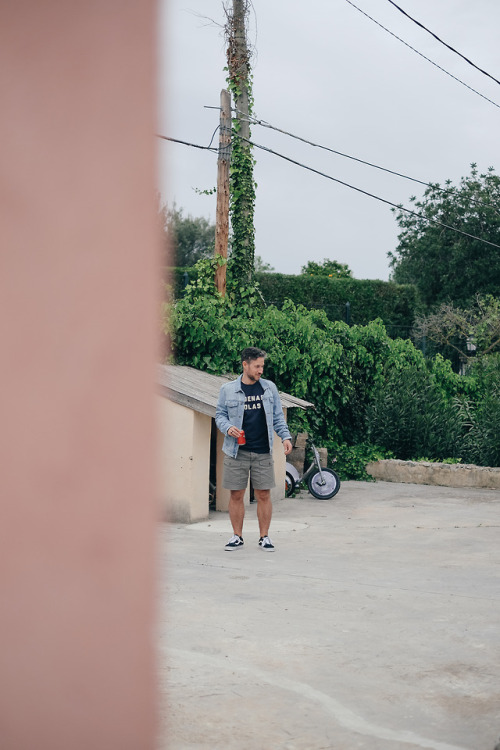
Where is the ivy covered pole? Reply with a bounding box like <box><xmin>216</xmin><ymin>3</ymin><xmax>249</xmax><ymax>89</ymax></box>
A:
<box><xmin>226</xmin><ymin>0</ymin><xmax>256</xmax><ymax>288</ymax></box>
<box><xmin>214</xmin><ymin>88</ymin><xmax>232</xmax><ymax>296</ymax></box>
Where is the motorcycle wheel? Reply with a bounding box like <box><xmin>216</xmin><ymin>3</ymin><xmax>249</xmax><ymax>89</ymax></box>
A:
<box><xmin>285</xmin><ymin>471</ymin><xmax>296</xmax><ymax>498</ymax></box>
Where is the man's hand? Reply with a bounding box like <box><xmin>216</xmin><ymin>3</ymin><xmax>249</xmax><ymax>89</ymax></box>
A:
<box><xmin>283</xmin><ymin>439</ymin><xmax>293</xmax><ymax>456</ymax></box>
<box><xmin>227</xmin><ymin>426</ymin><xmax>244</xmax><ymax>439</ymax></box>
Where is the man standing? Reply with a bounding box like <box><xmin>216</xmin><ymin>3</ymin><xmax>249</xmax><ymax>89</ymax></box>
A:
<box><xmin>215</xmin><ymin>347</ymin><xmax>293</xmax><ymax>551</ymax></box>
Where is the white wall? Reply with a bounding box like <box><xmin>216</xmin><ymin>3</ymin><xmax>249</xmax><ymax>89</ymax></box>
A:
<box><xmin>158</xmin><ymin>397</ymin><xmax>211</xmax><ymax>523</ymax></box>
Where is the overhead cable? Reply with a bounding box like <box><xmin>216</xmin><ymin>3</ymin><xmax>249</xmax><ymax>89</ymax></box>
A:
<box><xmin>235</xmin><ymin>134</ymin><xmax>500</xmax><ymax>250</ymax></box>
<box><xmin>385</xmin><ymin>0</ymin><xmax>500</xmax><ymax>87</ymax></box>
<box><xmin>343</xmin><ymin>0</ymin><xmax>500</xmax><ymax>110</ymax></box>
<box><xmin>156</xmin><ymin>134</ymin><xmax>218</xmax><ymax>152</ymax></box>
<box><xmin>207</xmin><ymin>125</ymin><xmax>220</xmax><ymax>150</ymax></box>
<box><xmin>227</xmin><ymin>108</ymin><xmax>499</xmax><ymax>213</ymax></box>
<box><xmin>157</xmin><ymin>131</ymin><xmax>500</xmax><ymax>248</ymax></box>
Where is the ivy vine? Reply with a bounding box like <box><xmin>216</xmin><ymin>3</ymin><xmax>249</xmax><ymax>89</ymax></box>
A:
<box><xmin>224</xmin><ymin>1</ymin><xmax>257</xmax><ymax>292</ymax></box>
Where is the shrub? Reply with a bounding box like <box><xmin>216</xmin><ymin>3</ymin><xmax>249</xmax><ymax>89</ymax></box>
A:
<box><xmin>457</xmin><ymin>354</ymin><xmax>500</xmax><ymax>466</ymax></box>
<box><xmin>365</xmin><ymin>368</ymin><xmax>464</xmax><ymax>461</ymax></box>
<box><xmin>461</xmin><ymin>386</ymin><xmax>500</xmax><ymax>466</ymax></box>
<box><xmin>323</xmin><ymin>442</ymin><xmax>394</xmax><ymax>481</ymax></box>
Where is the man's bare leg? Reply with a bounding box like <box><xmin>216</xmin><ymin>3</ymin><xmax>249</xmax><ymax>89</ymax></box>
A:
<box><xmin>229</xmin><ymin>489</ymin><xmax>245</xmax><ymax>537</ymax></box>
<box><xmin>254</xmin><ymin>489</ymin><xmax>272</xmax><ymax>537</ymax></box>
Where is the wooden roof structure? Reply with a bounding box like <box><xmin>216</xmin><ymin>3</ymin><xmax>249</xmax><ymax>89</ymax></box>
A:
<box><xmin>157</xmin><ymin>364</ymin><xmax>313</xmax><ymax>418</ymax></box>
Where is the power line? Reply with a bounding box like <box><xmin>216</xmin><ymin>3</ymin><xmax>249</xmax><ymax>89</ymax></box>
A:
<box><xmin>207</xmin><ymin>125</ymin><xmax>220</xmax><ymax>150</ymax></box>
<box><xmin>157</xmin><ymin>130</ymin><xmax>500</xmax><ymax>249</ymax></box>
<box><xmin>385</xmin><ymin>0</ymin><xmax>500</xmax><ymax>87</ymax></box>
<box><xmin>227</xmin><ymin>108</ymin><xmax>499</xmax><ymax>214</ymax></box>
<box><xmin>155</xmin><ymin>134</ymin><xmax>218</xmax><ymax>152</ymax></box>
<box><xmin>235</xmin><ymin>134</ymin><xmax>500</xmax><ymax>250</ymax></box>
<box><xmin>343</xmin><ymin>0</ymin><xmax>500</xmax><ymax>110</ymax></box>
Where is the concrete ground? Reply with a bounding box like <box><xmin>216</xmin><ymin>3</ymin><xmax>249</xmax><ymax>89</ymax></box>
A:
<box><xmin>157</xmin><ymin>481</ymin><xmax>500</xmax><ymax>750</ymax></box>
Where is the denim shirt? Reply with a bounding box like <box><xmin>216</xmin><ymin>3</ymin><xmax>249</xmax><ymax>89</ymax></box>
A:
<box><xmin>215</xmin><ymin>375</ymin><xmax>292</xmax><ymax>458</ymax></box>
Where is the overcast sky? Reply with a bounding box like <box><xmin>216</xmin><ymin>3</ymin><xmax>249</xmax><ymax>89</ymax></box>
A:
<box><xmin>158</xmin><ymin>0</ymin><xmax>500</xmax><ymax>280</ymax></box>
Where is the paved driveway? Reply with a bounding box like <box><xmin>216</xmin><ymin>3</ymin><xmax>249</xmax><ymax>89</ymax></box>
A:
<box><xmin>158</xmin><ymin>481</ymin><xmax>500</xmax><ymax>750</ymax></box>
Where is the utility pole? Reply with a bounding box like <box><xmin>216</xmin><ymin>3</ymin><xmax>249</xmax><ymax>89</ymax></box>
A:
<box><xmin>214</xmin><ymin>88</ymin><xmax>231</xmax><ymax>295</ymax></box>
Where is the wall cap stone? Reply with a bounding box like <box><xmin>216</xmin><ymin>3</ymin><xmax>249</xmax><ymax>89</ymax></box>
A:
<box><xmin>366</xmin><ymin>459</ymin><xmax>500</xmax><ymax>490</ymax></box>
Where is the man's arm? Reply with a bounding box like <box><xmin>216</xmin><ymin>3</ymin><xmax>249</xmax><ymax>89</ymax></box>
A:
<box><xmin>269</xmin><ymin>382</ymin><xmax>293</xmax><ymax>454</ymax></box>
<box><xmin>215</xmin><ymin>384</ymin><xmax>232</xmax><ymax>435</ymax></box>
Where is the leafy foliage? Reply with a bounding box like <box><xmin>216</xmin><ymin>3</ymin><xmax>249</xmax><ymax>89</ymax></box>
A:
<box><xmin>323</xmin><ymin>443</ymin><xmax>394</xmax><ymax>481</ymax></box>
<box><xmin>169</xmin><ymin>272</ymin><xmax>393</xmax><ymax>442</ymax></box>
<box><xmin>456</xmin><ymin>353</ymin><xmax>500</xmax><ymax>466</ymax></box>
<box><xmin>164</xmin><ymin>269</ymin><xmax>500</xmax><ymax>471</ymax></box>
<box><xmin>389</xmin><ymin>164</ymin><xmax>500</xmax><ymax>308</ymax></box>
<box><xmin>225</xmin><ymin>1</ymin><xmax>256</xmax><ymax>289</ymax></box>
<box><xmin>460</xmin><ymin>384</ymin><xmax>500</xmax><ymax>467</ymax></box>
<box><xmin>227</xmin><ymin>126</ymin><xmax>256</xmax><ymax>287</ymax></box>
<box><xmin>165</xmin><ymin>255</ymin><xmax>263</xmax><ymax>373</ymax></box>
<box><xmin>301</xmin><ymin>258</ymin><xmax>353</xmax><ymax>279</ymax></box>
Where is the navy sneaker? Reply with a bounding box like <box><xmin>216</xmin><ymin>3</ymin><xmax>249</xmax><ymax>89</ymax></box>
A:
<box><xmin>225</xmin><ymin>534</ymin><xmax>244</xmax><ymax>551</ymax></box>
<box><xmin>258</xmin><ymin>535</ymin><xmax>275</xmax><ymax>551</ymax></box>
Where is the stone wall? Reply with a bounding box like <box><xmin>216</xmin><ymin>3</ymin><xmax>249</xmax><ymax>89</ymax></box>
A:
<box><xmin>289</xmin><ymin>433</ymin><xmax>328</xmax><ymax>475</ymax></box>
<box><xmin>366</xmin><ymin>459</ymin><xmax>500</xmax><ymax>490</ymax></box>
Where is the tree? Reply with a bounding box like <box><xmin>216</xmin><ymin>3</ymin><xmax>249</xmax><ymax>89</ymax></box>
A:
<box><xmin>301</xmin><ymin>258</ymin><xmax>353</xmax><ymax>279</ymax></box>
<box><xmin>413</xmin><ymin>295</ymin><xmax>500</xmax><ymax>367</ymax></box>
<box><xmin>389</xmin><ymin>165</ymin><xmax>500</xmax><ymax>308</ymax></box>
<box><xmin>160</xmin><ymin>204</ymin><xmax>215</xmax><ymax>267</ymax></box>
<box><xmin>254</xmin><ymin>255</ymin><xmax>275</xmax><ymax>273</ymax></box>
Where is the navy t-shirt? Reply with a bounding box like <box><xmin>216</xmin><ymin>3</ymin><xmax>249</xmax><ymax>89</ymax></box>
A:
<box><xmin>239</xmin><ymin>381</ymin><xmax>270</xmax><ymax>453</ymax></box>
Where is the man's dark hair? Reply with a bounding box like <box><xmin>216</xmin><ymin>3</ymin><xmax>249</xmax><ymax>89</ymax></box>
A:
<box><xmin>241</xmin><ymin>347</ymin><xmax>267</xmax><ymax>364</ymax></box>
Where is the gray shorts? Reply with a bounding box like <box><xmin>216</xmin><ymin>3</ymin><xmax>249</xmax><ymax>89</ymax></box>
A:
<box><xmin>222</xmin><ymin>451</ymin><xmax>276</xmax><ymax>490</ymax></box>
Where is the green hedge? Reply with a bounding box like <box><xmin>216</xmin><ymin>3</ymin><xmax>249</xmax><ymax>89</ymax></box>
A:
<box><xmin>256</xmin><ymin>273</ymin><xmax>421</xmax><ymax>337</ymax></box>
<box><xmin>166</xmin><ymin>267</ymin><xmax>421</xmax><ymax>339</ymax></box>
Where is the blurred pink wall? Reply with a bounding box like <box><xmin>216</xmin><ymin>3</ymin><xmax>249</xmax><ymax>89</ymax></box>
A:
<box><xmin>0</xmin><ymin>2</ymin><xmax>160</xmax><ymax>748</ymax></box>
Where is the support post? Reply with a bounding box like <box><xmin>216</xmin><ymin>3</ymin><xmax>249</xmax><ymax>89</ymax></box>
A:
<box><xmin>214</xmin><ymin>88</ymin><xmax>231</xmax><ymax>295</ymax></box>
